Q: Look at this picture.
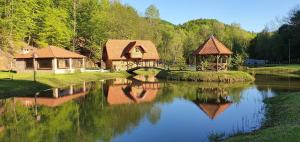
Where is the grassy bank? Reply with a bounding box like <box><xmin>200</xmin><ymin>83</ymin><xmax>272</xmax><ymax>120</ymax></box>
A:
<box><xmin>225</xmin><ymin>92</ymin><xmax>300</xmax><ymax>142</ymax></box>
<box><xmin>0</xmin><ymin>71</ymin><xmax>129</xmax><ymax>97</ymax></box>
<box><xmin>133</xmin><ymin>69</ymin><xmax>161</xmax><ymax>76</ymax></box>
<box><xmin>156</xmin><ymin>70</ymin><xmax>254</xmax><ymax>82</ymax></box>
<box><xmin>248</xmin><ymin>64</ymin><xmax>300</xmax><ymax>79</ymax></box>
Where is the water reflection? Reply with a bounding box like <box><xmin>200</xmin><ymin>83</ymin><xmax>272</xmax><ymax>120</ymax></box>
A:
<box><xmin>0</xmin><ymin>75</ymin><xmax>299</xmax><ymax>142</ymax></box>
<box><xmin>194</xmin><ymin>88</ymin><xmax>232</xmax><ymax>120</ymax></box>
<box><xmin>104</xmin><ymin>76</ymin><xmax>160</xmax><ymax>105</ymax></box>
<box><xmin>13</xmin><ymin>82</ymin><xmax>91</xmax><ymax>107</ymax></box>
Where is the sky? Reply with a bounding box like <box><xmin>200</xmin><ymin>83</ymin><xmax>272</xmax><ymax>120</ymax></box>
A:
<box><xmin>120</xmin><ymin>0</ymin><xmax>300</xmax><ymax>32</ymax></box>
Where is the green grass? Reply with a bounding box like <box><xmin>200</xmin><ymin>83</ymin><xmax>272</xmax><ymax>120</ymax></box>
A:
<box><xmin>225</xmin><ymin>92</ymin><xmax>300</xmax><ymax>142</ymax></box>
<box><xmin>0</xmin><ymin>71</ymin><xmax>129</xmax><ymax>97</ymax></box>
<box><xmin>156</xmin><ymin>70</ymin><xmax>255</xmax><ymax>82</ymax></box>
<box><xmin>248</xmin><ymin>64</ymin><xmax>300</xmax><ymax>79</ymax></box>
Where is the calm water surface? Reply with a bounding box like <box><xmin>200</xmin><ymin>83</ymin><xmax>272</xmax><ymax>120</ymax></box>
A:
<box><xmin>0</xmin><ymin>75</ymin><xmax>300</xmax><ymax>142</ymax></box>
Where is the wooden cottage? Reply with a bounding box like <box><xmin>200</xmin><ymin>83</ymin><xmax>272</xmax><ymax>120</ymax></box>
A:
<box><xmin>14</xmin><ymin>46</ymin><xmax>86</xmax><ymax>74</ymax></box>
<box><xmin>193</xmin><ymin>36</ymin><xmax>233</xmax><ymax>71</ymax></box>
<box><xmin>102</xmin><ymin>40</ymin><xmax>160</xmax><ymax>71</ymax></box>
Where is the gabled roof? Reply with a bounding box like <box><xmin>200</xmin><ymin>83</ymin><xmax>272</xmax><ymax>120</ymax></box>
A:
<box><xmin>104</xmin><ymin>39</ymin><xmax>159</xmax><ymax>60</ymax></box>
<box><xmin>123</xmin><ymin>41</ymin><xmax>147</xmax><ymax>53</ymax></box>
<box><xmin>107</xmin><ymin>84</ymin><xmax>159</xmax><ymax>105</ymax></box>
<box><xmin>193</xmin><ymin>36</ymin><xmax>233</xmax><ymax>55</ymax></box>
<box><xmin>15</xmin><ymin>46</ymin><xmax>85</xmax><ymax>59</ymax></box>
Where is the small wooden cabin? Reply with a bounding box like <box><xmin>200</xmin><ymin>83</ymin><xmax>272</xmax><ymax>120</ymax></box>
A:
<box><xmin>102</xmin><ymin>40</ymin><xmax>160</xmax><ymax>71</ymax></box>
<box><xmin>14</xmin><ymin>46</ymin><xmax>86</xmax><ymax>74</ymax></box>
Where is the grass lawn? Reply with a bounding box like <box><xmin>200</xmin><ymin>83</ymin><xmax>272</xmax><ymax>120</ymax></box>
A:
<box><xmin>156</xmin><ymin>70</ymin><xmax>254</xmax><ymax>82</ymax></box>
<box><xmin>248</xmin><ymin>64</ymin><xmax>300</xmax><ymax>79</ymax></box>
<box><xmin>0</xmin><ymin>71</ymin><xmax>129</xmax><ymax>97</ymax></box>
<box><xmin>133</xmin><ymin>69</ymin><xmax>161</xmax><ymax>76</ymax></box>
<box><xmin>225</xmin><ymin>92</ymin><xmax>300</xmax><ymax>142</ymax></box>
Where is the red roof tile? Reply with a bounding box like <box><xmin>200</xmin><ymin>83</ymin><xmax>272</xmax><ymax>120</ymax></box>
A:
<box><xmin>15</xmin><ymin>46</ymin><xmax>85</xmax><ymax>59</ymax></box>
<box><xmin>103</xmin><ymin>40</ymin><xmax>159</xmax><ymax>60</ymax></box>
<box><xmin>193</xmin><ymin>36</ymin><xmax>233</xmax><ymax>55</ymax></box>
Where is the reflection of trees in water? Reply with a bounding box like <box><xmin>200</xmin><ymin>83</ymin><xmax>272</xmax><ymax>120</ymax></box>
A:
<box><xmin>0</xmin><ymin>79</ymin><xmax>251</xmax><ymax>141</ymax></box>
<box><xmin>0</xmin><ymin>87</ymin><xmax>161</xmax><ymax>142</ymax></box>
<box><xmin>156</xmin><ymin>82</ymin><xmax>248</xmax><ymax>104</ymax></box>
<box><xmin>255</xmin><ymin>74</ymin><xmax>300</xmax><ymax>93</ymax></box>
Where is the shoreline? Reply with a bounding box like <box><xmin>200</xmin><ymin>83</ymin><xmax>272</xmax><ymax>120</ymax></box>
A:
<box><xmin>0</xmin><ymin>71</ymin><xmax>130</xmax><ymax>97</ymax></box>
<box><xmin>156</xmin><ymin>70</ymin><xmax>255</xmax><ymax>83</ymax></box>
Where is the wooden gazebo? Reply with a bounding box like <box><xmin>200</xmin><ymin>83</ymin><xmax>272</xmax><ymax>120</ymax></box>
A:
<box><xmin>192</xmin><ymin>36</ymin><xmax>233</xmax><ymax>71</ymax></box>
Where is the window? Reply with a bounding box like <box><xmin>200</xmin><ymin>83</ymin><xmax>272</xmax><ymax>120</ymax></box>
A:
<box><xmin>73</xmin><ymin>59</ymin><xmax>83</xmax><ymax>68</ymax></box>
<box><xmin>57</xmin><ymin>59</ymin><xmax>70</xmax><ymax>69</ymax></box>
<box><xmin>25</xmin><ymin>59</ymin><xmax>33</xmax><ymax>69</ymax></box>
<box><xmin>37</xmin><ymin>59</ymin><xmax>52</xmax><ymax>69</ymax></box>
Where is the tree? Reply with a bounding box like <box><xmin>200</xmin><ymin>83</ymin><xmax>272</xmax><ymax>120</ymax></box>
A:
<box><xmin>38</xmin><ymin>7</ymin><xmax>72</xmax><ymax>48</ymax></box>
<box><xmin>145</xmin><ymin>5</ymin><xmax>160</xmax><ymax>19</ymax></box>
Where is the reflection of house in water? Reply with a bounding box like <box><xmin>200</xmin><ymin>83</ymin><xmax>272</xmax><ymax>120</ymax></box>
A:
<box><xmin>194</xmin><ymin>87</ymin><xmax>232</xmax><ymax>120</ymax></box>
<box><xmin>104</xmin><ymin>77</ymin><xmax>160</xmax><ymax>105</ymax></box>
<box><xmin>14</xmin><ymin>82</ymin><xmax>92</xmax><ymax>107</ymax></box>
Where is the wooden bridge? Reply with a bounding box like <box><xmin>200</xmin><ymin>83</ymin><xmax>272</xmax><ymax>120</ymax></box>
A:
<box><xmin>126</xmin><ymin>66</ymin><xmax>164</xmax><ymax>74</ymax></box>
<box><xmin>125</xmin><ymin>60</ymin><xmax>164</xmax><ymax>74</ymax></box>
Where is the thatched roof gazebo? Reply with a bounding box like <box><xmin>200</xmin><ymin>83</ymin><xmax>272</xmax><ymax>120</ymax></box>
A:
<box><xmin>192</xmin><ymin>36</ymin><xmax>233</xmax><ymax>71</ymax></box>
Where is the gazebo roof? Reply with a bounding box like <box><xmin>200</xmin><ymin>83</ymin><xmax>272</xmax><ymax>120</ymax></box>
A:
<box><xmin>197</xmin><ymin>103</ymin><xmax>232</xmax><ymax>120</ymax></box>
<box><xmin>193</xmin><ymin>36</ymin><xmax>233</xmax><ymax>56</ymax></box>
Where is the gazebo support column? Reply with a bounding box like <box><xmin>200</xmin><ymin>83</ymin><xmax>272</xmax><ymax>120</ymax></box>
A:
<box><xmin>216</xmin><ymin>55</ymin><xmax>220</xmax><ymax>72</ymax></box>
<box><xmin>195</xmin><ymin>55</ymin><xmax>197</xmax><ymax>71</ymax></box>
<box><xmin>225</xmin><ymin>56</ymin><xmax>228</xmax><ymax>70</ymax></box>
<box><xmin>220</xmin><ymin>56</ymin><xmax>223</xmax><ymax>70</ymax></box>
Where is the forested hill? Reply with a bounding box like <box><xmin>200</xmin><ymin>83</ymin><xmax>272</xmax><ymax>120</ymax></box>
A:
<box><xmin>0</xmin><ymin>0</ymin><xmax>254</xmax><ymax>67</ymax></box>
<box><xmin>179</xmin><ymin>19</ymin><xmax>255</xmax><ymax>59</ymax></box>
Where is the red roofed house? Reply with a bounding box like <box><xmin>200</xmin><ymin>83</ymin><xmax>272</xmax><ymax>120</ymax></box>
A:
<box><xmin>193</xmin><ymin>36</ymin><xmax>233</xmax><ymax>71</ymax></box>
<box><xmin>14</xmin><ymin>46</ymin><xmax>86</xmax><ymax>74</ymax></box>
<box><xmin>102</xmin><ymin>40</ymin><xmax>160</xmax><ymax>71</ymax></box>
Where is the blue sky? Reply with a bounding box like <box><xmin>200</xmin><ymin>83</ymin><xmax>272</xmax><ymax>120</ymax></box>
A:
<box><xmin>120</xmin><ymin>0</ymin><xmax>299</xmax><ymax>32</ymax></box>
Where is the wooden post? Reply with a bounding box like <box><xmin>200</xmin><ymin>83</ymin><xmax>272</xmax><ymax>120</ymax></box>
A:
<box><xmin>195</xmin><ymin>55</ymin><xmax>197</xmax><ymax>71</ymax></box>
<box><xmin>220</xmin><ymin>56</ymin><xmax>223</xmax><ymax>70</ymax></box>
<box><xmin>225</xmin><ymin>56</ymin><xmax>228</xmax><ymax>70</ymax></box>
<box><xmin>201</xmin><ymin>56</ymin><xmax>204</xmax><ymax>71</ymax></box>
<box><xmin>216</xmin><ymin>55</ymin><xmax>220</xmax><ymax>72</ymax></box>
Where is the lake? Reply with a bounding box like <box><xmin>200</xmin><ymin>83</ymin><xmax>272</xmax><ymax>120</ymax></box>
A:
<box><xmin>0</xmin><ymin>75</ymin><xmax>299</xmax><ymax>142</ymax></box>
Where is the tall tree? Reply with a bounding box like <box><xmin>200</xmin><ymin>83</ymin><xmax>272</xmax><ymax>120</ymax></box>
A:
<box><xmin>145</xmin><ymin>5</ymin><xmax>160</xmax><ymax>19</ymax></box>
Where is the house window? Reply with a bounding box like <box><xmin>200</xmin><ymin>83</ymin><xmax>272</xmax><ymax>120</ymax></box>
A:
<box><xmin>73</xmin><ymin>59</ymin><xmax>83</xmax><ymax>68</ymax></box>
<box><xmin>57</xmin><ymin>59</ymin><xmax>70</xmax><ymax>69</ymax></box>
<box><xmin>25</xmin><ymin>59</ymin><xmax>33</xmax><ymax>69</ymax></box>
<box><xmin>37</xmin><ymin>59</ymin><xmax>52</xmax><ymax>70</ymax></box>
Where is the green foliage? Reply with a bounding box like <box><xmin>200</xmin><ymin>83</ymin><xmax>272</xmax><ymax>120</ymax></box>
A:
<box><xmin>0</xmin><ymin>1</ymin><xmax>254</xmax><ymax>65</ymax></box>
<box><xmin>247</xmin><ymin>64</ymin><xmax>300</xmax><ymax>79</ymax></box>
<box><xmin>248</xmin><ymin>8</ymin><xmax>300</xmax><ymax>63</ymax></box>
<box><xmin>231</xmin><ymin>54</ymin><xmax>246</xmax><ymax>70</ymax></box>
<box><xmin>200</xmin><ymin>60</ymin><xmax>209</xmax><ymax>71</ymax></box>
<box><xmin>180</xmin><ymin>19</ymin><xmax>255</xmax><ymax>60</ymax></box>
<box><xmin>156</xmin><ymin>70</ymin><xmax>255</xmax><ymax>82</ymax></box>
<box><xmin>174</xmin><ymin>56</ymin><xmax>187</xmax><ymax>70</ymax></box>
<box><xmin>145</xmin><ymin>5</ymin><xmax>160</xmax><ymax>19</ymax></box>
<box><xmin>225</xmin><ymin>92</ymin><xmax>300</xmax><ymax>142</ymax></box>
<box><xmin>38</xmin><ymin>7</ymin><xmax>72</xmax><ymax>47</ymax></box>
